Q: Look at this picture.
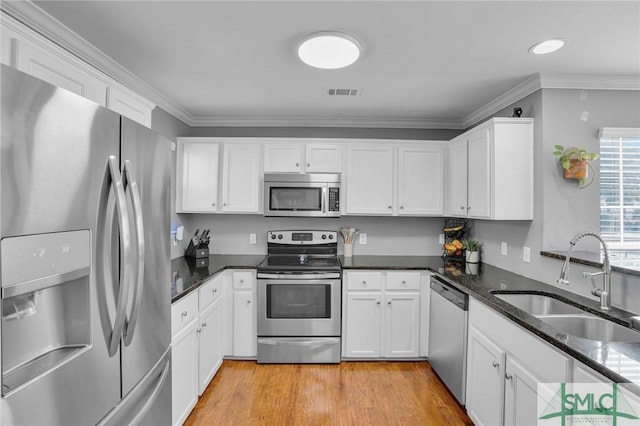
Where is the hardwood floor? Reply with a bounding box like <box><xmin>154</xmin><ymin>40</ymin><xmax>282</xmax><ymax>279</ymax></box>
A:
<box><xmin>184</xmin><ymin>360</ymin><xmax>472</xmax><ymax>426</ymax></box>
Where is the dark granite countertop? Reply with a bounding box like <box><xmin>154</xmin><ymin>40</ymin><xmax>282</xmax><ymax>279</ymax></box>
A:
<box><xmin>340</xmin><ymin>255</ymin><xmax>640</xmax><ymax>390</ymax></box>
<box><xmin>171</xmin><ymin>255</ymin><xmax>265</xmax><ymax>302</ymax></box>
<box><xmin>170</xmin><ymin>253</ymin><xmax>640</xmax><ymax>389</ymax></box>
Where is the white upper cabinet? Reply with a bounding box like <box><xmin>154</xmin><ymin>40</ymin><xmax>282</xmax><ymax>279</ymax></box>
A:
<box><xmin>397</xmin><ymin>145</ymin><xmax>445</xmax><ymax>216</ymax></box>
<box><xmin>1</xmin><ymin>14</ymin><xmax>154</xmax><ymax>127</ymax></box>
<box><xmin>446</xmin><ymin>118</ymin><xmax>534</xmax><ymax>220</ymax></box>
<box><xmin>176</xmin><ymin>140</ymin><xmax>220</xmax><ymax>213</ymax></box>
<box><xmin>346</xmin><ymin>145</ymin><xmax>395</xmax><ymax>215</ymax></box>
<box><xmin>346</xmin><ymin>142</ymin><xmax>445</xmax><ymax>216</ymax></box>
<box><xmin>263</xmin><ymin>140</ymin><xmax>342</xmax><ymax>173</ymax></box>
<box><xmin>221</xmin><ymin>143</ymin><xmax>262</xmax><ymax>213</ymax></box>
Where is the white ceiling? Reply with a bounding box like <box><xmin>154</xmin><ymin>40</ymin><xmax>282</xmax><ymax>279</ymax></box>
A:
<box><xmin>22</xmin><ymin>1</ymin><xmax>640</xmax><ymax>128</ymax></box>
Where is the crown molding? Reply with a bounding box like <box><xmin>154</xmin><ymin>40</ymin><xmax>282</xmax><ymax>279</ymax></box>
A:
<box><xmin>462</xmin><ymin>74</ymin><xmax>542</xmax><ymax>129</ymax></box>
<box><xmin>189</xmin><ymin>115</ymin><xmax>465</xmax><ymax>129</ymax></box>
<box><xmin>539</xmin><ymin>73</ymin><xmax>640</xmax><ymax>91</ymax></box>
<box><xmin>1</xmin><ymin>1</ymin><xmax>192</xmax><ymax>125</ymax></box>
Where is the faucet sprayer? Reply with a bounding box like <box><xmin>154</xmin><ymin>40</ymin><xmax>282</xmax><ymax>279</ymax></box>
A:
<box><xmin>556</xmin><ymin>231</ymin><xmax>612</xmax><ymax>310</ymax></box>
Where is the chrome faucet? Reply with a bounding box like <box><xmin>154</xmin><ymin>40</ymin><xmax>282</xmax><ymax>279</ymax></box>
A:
<box><xmin>556</xmin><ymin>231</ymin><xmax>612</xmax><ymax>310</ymax></box>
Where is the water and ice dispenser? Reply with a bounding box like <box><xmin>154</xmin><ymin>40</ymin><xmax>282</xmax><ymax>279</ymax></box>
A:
<box><xmin>1</xmin><ymin>230</ymin><xmax>91</xmax><ymax>395</ymax></box>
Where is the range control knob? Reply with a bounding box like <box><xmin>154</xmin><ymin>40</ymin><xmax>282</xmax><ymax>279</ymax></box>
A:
<box><xmin>328</xmin><ymin>234</ymin><xmax>334</xmax><ymax>239</ymax></box>
<box><xmin>278</xmin><ymin>234</ymin><xmax>283</xmax><ymax>240</ymax></box>
<box><xmin>271</xmin><ymin>234</ymin><xmax>276</xmax><ymax>240</ymax></box>
<box><xmin>322</xmin><ymin>234</ymin><xmax>327</xmax><ymax>240</ymax></box>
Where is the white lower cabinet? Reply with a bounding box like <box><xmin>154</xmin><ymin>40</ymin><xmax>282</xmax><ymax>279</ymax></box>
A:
<box><xmin>232</xmin><ymin>271</ymin><xmax>257</xmax><ymax>357</ymax></box>
<box><xmin>342</xmin><ymin>270</ymin><xmax>423</xmax><ymax>359</ymax></box>
<box><xmin>171</xmin><ymin>273</ymin><xmax>225</xmax><ymax>426</ymax></box>
<box><xmin>466</xmin><ymin>297</ymin><xmax>571</xmax><ymax>426</ymax></box>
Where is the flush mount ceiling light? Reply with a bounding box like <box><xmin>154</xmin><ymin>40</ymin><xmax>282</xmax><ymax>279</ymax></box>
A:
<box><xmin>529</xmin><ymin>38</ymin><xmax>566</xmax><ymax>55</ymax></box>
<box><xmin>298</xmin><ymin>31</ymin><xmax>361</xmax><ymax>69</ymax></box>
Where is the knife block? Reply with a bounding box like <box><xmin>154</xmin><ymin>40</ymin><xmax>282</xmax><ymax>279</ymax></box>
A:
<box><xmin>185</xmin><ymin>240</ymin><xmax>209</xmax><ymax>259</ymax></box>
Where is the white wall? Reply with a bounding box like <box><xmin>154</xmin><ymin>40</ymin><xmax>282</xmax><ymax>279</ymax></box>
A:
<box><xmin>177</xmin><ymin>214</ymin><xmax>445</xmax><ymax>257</ymax></box>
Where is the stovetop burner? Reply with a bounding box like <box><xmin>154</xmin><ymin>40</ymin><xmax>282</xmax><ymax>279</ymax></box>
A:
<box><xmin>258</xmin><ymin>254</ymin><xmax>340</xmax><ymax>271</ymax></box>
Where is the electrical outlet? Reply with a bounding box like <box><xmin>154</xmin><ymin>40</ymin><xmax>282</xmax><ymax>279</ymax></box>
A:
<box><xmin>439</xmin><ymin>234</ymin><xmax>445</xmax><ymax>245</ymax></box>
<box><xmin>501</xmin><ymin>242</ymin><xmax>508</xmax><ymax>256</ymax></box>
<box><xmin>249</xmin><ymin>233</ymin><xmax>257</xmax><ymax>244</ymax></box>
<box><xmin>359</xmin><ymin>233</ymin><xmax>367</xmax><ymax>245</ymax></box>
<box><xmin>523</xmin><ymin>246</ymin><xmax>531</xmax><ymax>263</ymax></box>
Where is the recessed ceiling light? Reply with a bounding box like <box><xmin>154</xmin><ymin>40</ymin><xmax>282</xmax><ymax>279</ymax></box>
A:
<box><xmin>298</xmin><ymin>31</ymin><xmax>361</xmax><ymax>69</ymax></box>
<box><xmin>529</xmin><ymin>38</ymin><xmax>566</xmax><ymax>55</ymax></box>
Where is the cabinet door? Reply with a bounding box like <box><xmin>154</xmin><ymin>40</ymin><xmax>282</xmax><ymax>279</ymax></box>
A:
<box><xmin>344</xmin><ymin>292</ymin><xmax>383</xmax><ymax>358</ymax></box>
<box><xmin>233</xmin><ymin>290</ymin><xmax>257</xmax><ymax>357</ymax></box>
<box><xmin>345</xmin><ymin>145</ymin><xmax>394</xmax><ymax>215</ymax></box>
<box><xmin>466</xmin><ymin>325</ymin><xmax>506</xmax><ymax>426</ymax></box>
<box><xmin>467</xmin><ymin>127</ymin><xmax>491</xmax><ymax>218</ymax></box>
<box><xmin>264</xmin><ymin>143</ymin><xmax>303</xmax><ymax>173</ymax></box>
<box><xmin>198</xmin><ymin>297</ymin><xmax>224</xmax><ymax>395</ymax></box>
<box><xmin>504</xmin><ymin>357</ymin><xmax>545</xmax><ymax>426</ymax></box>
<box><xmin>446</xmin><ymin>136</ymin><xmax>468</xmax><ymax>217</ymax></box>
<box><xmin>305</xmin><ymin>143</ymin><xmax>343</xmax><ymax>173</ymax></box>
<box><xmin>171</xmin><ymin>320</ymin><xmax>199</xmax><ymax>426</ymax></box>
<box><xmin>384</xmin><ymin>292</ymin><xmax>420</xmax><ymax>357</ymax></box>
<box><xmin>12</xmin><ymin>37</ymin><xmax>107</xmax><ymax>105</ymax></box>
<box><xmin>177</xmin><ymin>142</ymin><xmax>219</xmax><ymax>212</ymax></box>
<box><xmin>397</xmin><ymin>145</ymin><xmax>444</xmax><ymax>215</ymax></box>
<box><xmin>222</xmin><ymin>144</ymin><xmax>261</xmax><ymax>213</ymax></box>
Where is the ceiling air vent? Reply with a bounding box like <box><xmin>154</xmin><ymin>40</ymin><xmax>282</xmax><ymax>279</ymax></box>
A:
<box><xmin>327</xmin><ymin>88</ymin><xmax>360</xmax><ymax>96</ymax></box>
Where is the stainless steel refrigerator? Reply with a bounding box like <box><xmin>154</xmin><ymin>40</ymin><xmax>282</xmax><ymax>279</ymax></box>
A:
<box><xmin>0</xmin><ymin>65</ymin><xmax>172</xmax><ymax>425</ymax></box>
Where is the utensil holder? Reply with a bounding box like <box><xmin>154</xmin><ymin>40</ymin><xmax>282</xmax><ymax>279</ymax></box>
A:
<box><xmin>344</xmin><ymin>243</ymin><xmax>353</xmax><ymax>257</ymax></box>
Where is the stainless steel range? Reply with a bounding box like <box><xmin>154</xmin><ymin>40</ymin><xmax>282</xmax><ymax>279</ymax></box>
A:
<box><xmin>257</xmin><ymin>230</ymin><xmax>341</xmax><ymax>363</ymax></box>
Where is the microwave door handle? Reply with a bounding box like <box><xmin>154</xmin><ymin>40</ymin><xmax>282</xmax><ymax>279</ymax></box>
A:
<box><xmin>321</xmin><ymin>186</ymin><xmax>327</xmax><ymax>213</ymax></box>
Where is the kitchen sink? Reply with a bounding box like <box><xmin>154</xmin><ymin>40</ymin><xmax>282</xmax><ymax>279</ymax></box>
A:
<box><xmin>493</xmin><ymin>292</ymin><xmax>586</xmax><ymax>315</ymax></box>
<box><xmin>537</xmin><ymin>314</ymin><xmax>640</xmax><ymax>343</ymax></box>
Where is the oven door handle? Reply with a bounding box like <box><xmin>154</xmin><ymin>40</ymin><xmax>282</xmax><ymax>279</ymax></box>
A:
<box><xmin>259</xmin><ymin>338</ymin><xmax>340</xmax><ymax>348</ymax></box>
<box><xmin>257</xmin><ymin>273</ymin><xmax>341</xmax><ymax>280</ymax></box>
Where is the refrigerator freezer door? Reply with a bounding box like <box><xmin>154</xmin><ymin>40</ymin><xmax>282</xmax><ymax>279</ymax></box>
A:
<box><xmin>1</xmin><ymin>65</ymin><xmax>121</xmax><ymax>425</ymax></box>
<box><xmin>119</xmin><ymin>117</ymin><xmax>172</xmax><ymax>398</ymax></box>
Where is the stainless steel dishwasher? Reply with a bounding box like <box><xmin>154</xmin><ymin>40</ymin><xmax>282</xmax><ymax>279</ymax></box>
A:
<box><xmin>429</xmin><ymin>275</ymin><xmax>469</xmax><ymax>405</ymax></box>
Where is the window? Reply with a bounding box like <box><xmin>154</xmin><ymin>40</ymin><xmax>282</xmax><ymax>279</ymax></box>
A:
<box><xmin>599</xmin><ymin>128</ymin><xmax>640</xmax><ymax>250</ymax></box>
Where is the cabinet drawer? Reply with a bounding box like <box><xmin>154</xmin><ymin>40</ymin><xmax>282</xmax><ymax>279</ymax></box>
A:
<box><xmin>199</xmin><ymin>275</ymin><xmax>223</xmax><ymax>311</ymax></box>
<box><xmin>172</xmin><ymin>292</ymin><xmax>199</xmax><ymax>336</ymax></box>
<box><xmin>386</xmin><ymin>272</ymin><xmax>421</xmax><ymax>290</ymax></box>
<box><xmin>233</xmin><ymin>271</ymin><xmax>254</xmax><ymax>290</ymax></box>
<box><xmin>346</xmin><ymin>272</ymin><xmax>382</xmax><ymax>290</ymax></box>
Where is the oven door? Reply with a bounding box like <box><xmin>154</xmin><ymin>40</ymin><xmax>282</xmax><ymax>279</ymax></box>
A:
<box><xmin>257</xmin><ymin>278</ymin><xmax>341</xmax><ymax>336</ymax></box>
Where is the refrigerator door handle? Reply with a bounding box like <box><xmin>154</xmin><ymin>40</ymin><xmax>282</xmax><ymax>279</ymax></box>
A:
<box><xmin>97</xmin><ymin>156</ymin><xmax>133</xmax><ymax>357</ymax></box>
<box><xmin>122</xmin><ymin>160</ymin><xmax>145</xmax><ymax>346</ymax></box>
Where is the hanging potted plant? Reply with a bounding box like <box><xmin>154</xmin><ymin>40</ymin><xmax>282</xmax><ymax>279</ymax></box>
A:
<box><xmin>552</xmin><ymin>145</ymin><xmax>600</xmax><ymax>188</ymax></box>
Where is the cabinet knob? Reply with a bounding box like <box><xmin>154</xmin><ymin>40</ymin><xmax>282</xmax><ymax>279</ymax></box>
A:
<box><xmin>401</xmin><ymin>280</ymin><xmax>406</xmax><ymax>285</ymax></box>
<box><xmin>181</xmin><ymin>311</ymin><xmax>188</xmax><ymax>317</ymax></box>
<box><xmin>213</xmin><ymin>288</ymin><xmax>217</xmax><ymax>293</ymax></box>
<box><xmin>377</xmin><ymin>301</ymin><xmax>381</xmax><ymax>305</ymax></box>
<box><xmin>306</xmin><ymin>163</ymin><xmax>310</xmax><ymax>167</ymax></box>
<box><xmin>505</xmin><ymin>373</ymin><xmax>513</xmax><ymax>380</ymax></box>
<box><xmin>467</xmin><ymin>206</ymin><xmax>471</xmax><ymax>210</ymax></box>
<box><xmin>400</xmin><ymin>206</ymin><xmax>404</xmax><ymax>210</ymax></box>
<box><xmin>296</xmin><ymin>162</ymin><xmax>299</xmax><ymax>167</ymax></box>
<box><xmin>247</xmin><ymin>300</ymin><xmax>251</xmax><ymax>304</ymax></box>
<box><xmin>492</xmin><ymin>361</ymin><xmax>499</xmax><ymax>368</ymax></box>
<box><xmin>212</xmin><ymin>202</ymin><xmax>216</xmax><ymax>206</ymax></box>
<box><xmin>202</xmin><ymin>321</ymin><xmax>207</xmax><ymax>328</ymax></box>
<box><xmin>388</xmin><ymin>301</ymin><xmax>392</xmax><ymax>305</ymax></box>
<box><xmin>362</xmin><ymin>281</ymin><xmax>367</xmax><ymax>285</ymax></box>
<box><xmin>224</xmin><ymin>202</ymin><xmax>227</xmax><ymax>206</ymax></box>
<box><xmin>388</xmin><ymin>205</ymin><xmax>392</xmax><ymax>209</ymax></box>
<box><xmin>460</xmin><ymin>205</ymin><xmax>465</xmax><ymax>210</ymax></box>
<box><xmin>197</xmin><ymin>328</ymin><xmax>202</xmax><ymax>333</ymax></box>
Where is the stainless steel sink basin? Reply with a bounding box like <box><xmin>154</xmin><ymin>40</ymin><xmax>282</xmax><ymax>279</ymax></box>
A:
<box><xmin>537</xmin><ymin>314</ymin><xmax>640</xmax><ymax>343</ymax></box>
<box><xmin>493</xmin><ymin>293</ymin><xmax>586</xmax><ymax>315</ymax></box>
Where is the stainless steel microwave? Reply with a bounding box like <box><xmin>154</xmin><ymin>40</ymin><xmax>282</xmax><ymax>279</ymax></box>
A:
<box><xmin>263</xmin><ymin>173</ymin><xmax>341</xmax><ymax>217</ymax></box>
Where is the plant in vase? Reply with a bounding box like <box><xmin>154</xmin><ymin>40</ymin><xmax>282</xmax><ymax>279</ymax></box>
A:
<box><xmin>461</xmin><ymin>239</ymin><xmax>481</xmax><ymax>263</ymax></box>
<box><xmin>552</xmin><ymin>145</ymin><xmax>599</xmax><ymax>188</ymax></box>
